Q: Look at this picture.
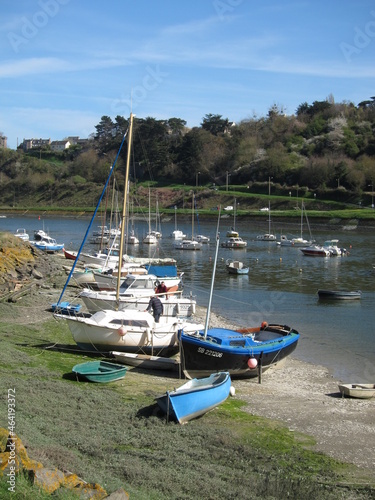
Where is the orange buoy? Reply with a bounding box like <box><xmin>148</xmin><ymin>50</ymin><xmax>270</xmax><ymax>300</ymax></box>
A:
<box><xmin>260</xmin><ymin>321</ymin><xmax>268</xmax><ymax>330</ymax></box>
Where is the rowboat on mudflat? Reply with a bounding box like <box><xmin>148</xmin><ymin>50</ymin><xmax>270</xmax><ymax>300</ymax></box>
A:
<box><xmin>338</xmin><ymin>383</ymin><xmax>375</xmax><ymax>399</ymax></box>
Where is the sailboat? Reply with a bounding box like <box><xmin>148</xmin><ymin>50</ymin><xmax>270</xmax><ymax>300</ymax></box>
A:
<box><xmin>279</xmin><ymin>202</ymin><xmax>313</xmax><ymax>247</ymax></box>
<box><xmin>256</xmin><ymin>177</ymin><xmax>277</xmax><ymax>241</ymax></box>
<box><xmin>221</xmin><ymin>199</ymin><xmax>247</xmax><ymax>248</ymax></box>
<box><xmin>170</xmin><ymin>205</ymin><xmax>186</xmax><ymax>240</ymax></box>
<box><xmin>143</xmin><ymin>188</ymin><xmax>158</xmax><ymax>244</ymax></box>
<box><xmin>179</xmin><ymin>215</ymin><xmax>300</xmax><ymax>379</ymax></box>
<box><xmin>226</xmin><ymin>198</ymin><xmax>239</xmax><ymax>237</ymax></box>
<box><xmin>194</xmin><ymin>197</ymin><xmax>210</xmax><ymax>243</ymax></box>
<box><xmin>127</xmin><ymin>195</ymin><xmax>139</xmax><ymax>245</ymax></box>
<box><xmin>174</xmin><ymin>193</ymin><xmax>202</xmax><ymax>250</ymax></box>
<box><xmin>54</xmin><ymin>114</ymin><xmax>204</xmax><ymax>355</ymax></box>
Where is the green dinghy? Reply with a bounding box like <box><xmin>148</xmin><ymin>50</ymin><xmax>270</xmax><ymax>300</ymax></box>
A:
<box><xmin>72</xmin><ymin>360</ymin><xmax>127</xmax><ymax>383</ymax></box>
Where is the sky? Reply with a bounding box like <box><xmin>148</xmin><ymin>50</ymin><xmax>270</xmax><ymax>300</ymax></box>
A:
<box><xmin>1</xmin><ymin>0</ymin><xmax>374</xmax><ymax>150</ymax></box>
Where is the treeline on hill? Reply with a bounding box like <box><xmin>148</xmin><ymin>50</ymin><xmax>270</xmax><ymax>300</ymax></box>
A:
<box><xmin>0</xmin><ymin>97</ymin><xmax>375</xmax><ymax>207</ymax></box>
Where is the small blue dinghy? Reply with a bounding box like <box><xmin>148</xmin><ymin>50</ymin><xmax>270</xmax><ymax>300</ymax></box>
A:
<box><xmin>51</xmin><ymin>301</ymin><xmax>82</xmax><ymax>314</ymax></box>
<box><xmin>156</xmin><ymin>371</ymin><xmax>232</xmax><ymax>424</ymax></box>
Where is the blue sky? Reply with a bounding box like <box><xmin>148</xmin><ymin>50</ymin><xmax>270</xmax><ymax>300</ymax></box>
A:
<box><xmin>1</xmin><ymin>0</ymin><xmax>374</xmax><ymax>149</ymax></box>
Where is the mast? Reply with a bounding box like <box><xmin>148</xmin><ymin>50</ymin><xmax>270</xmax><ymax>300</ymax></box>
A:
<box><xmin>268</xmin><ymin>176</ymin><xmax>271</xmax><ymax>234</ymax></box>
<box><xmin>191</xmin><ymin>192</ymin><xmax>194</xmax><ymax>239</ymax></box>
<box><xmin>116</xmin><ymin>113</ymin><xmax>134</xmax><ymax>307</ymax></box>
<box><xmin>204</xmin><ymin>209</ymin><xmax>221</xmax><ymax>339</ymax></box>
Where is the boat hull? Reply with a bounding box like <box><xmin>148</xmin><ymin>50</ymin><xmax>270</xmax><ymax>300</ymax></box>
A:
<box><xmin>110</xmin><ymin>351</ymin><xmax>179</xmax><ymax>371</ymax></box>
<box><xmin>338</xmin><ymin>383</ymin><xmax>375</xmax><ymax>399</ymax></box>
<box><xmin>318</xmin><ymin>290</ymin><xmax>362</xmax><ymax>300</ymax></box>
<box><xmin>156</xmin><ymin>372</ymin><xmax>231</xmax><ymax>424</ymax></box>
<box><xmin>67</xmin><ymin>318</ymin><xmax>178</xmax><ymax>354</ymax></box>
<box><xmin>72</xmin><ymin>361</ymin><xmax>127</xmax><ymax>383</ymax></box>
<box><xmin>179</xmin><ymin>325</ymin><xmax>300</xmax><ymax>379</ymax></box>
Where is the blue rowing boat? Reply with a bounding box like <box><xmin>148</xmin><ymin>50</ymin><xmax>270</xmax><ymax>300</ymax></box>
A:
<box><xmin>156</xmin><ymin>372</ymin><xmax>232</xmax><ymax>424</ymax></box>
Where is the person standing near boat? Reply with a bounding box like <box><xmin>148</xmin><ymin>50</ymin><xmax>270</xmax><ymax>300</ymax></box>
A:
<box><xmin>146</xmin><ymin>296</ymin><xmax>164</xmax><ymax>323</ymax></box>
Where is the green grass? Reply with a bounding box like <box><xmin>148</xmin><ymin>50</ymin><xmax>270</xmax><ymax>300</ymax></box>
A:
<box><xmin>1</xmin><ymin>300</ymin><xmax>374</xmax><ymax>499</ymax></box>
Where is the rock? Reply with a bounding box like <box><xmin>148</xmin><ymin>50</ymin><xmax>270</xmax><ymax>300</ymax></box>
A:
<box><xmin>105</xmin><ymin>487</ymin><xmax>130</xmax><ymax>499</ymax></box>
<box><xmin>32</xmin><ymin>269</ymin><xmax>44</xmax><ymax>280</ymax></box>
<box><xmin>33</xmin><ymin>467</ymin><xmax>65</xmax><ymax>494</ymax></box>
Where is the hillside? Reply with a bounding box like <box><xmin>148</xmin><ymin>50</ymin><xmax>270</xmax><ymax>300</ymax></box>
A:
<box><xmin>0</xmin><ymin>98</ymin><xmax>374</xmax><ymax>211</ymax></box>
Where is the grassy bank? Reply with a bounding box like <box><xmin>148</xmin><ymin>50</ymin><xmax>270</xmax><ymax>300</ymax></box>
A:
<box><xmin>1</xmin><ymin>286</ymin><xmax>374</xmax><ymax>499</ymax></box>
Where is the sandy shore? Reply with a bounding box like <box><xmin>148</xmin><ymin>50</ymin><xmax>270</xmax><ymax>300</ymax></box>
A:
<box><xmin>195</xmin><ymin>306</ymin><xmax>375</xmax><ymax>472</ymax></box>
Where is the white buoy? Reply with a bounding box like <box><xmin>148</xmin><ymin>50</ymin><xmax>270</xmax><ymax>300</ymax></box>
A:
<box><xmin>229</xmin><ymin>386</ymin><xmax>236</xmax><ymax>396</ymax></box>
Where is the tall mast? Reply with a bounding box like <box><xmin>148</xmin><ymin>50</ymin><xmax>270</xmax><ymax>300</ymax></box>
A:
<box><xmin>116</xmin><ymin>113</ymin><xmax>134</xmax><ymax>307</ymax></box>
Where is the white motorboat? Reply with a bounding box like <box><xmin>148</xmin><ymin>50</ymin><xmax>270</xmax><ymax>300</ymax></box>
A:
<box><xmin>31</xmin><ymin>229</ymin><xmax>64</xmax><ymax>253</ymax></box>
<box><xmin>174</xmin><ymin>239</ymin><xmax>202</xmax><ymax>250</ymax></box>
<box><xmin>221</xmin><ymin>237</ymin><xmax>247</xmax><ymax>249</ymax></box>
<box><xmin>300</xmin><ymin>244</ymin><xmax>331</xmax><ymax>257</ymax></box>
<box><xmin>171</xmin><ymin>229</ymin><xmax>186</xmax><ymax>240</ymax></box>
<box><xmin>195</xmin><ymin>234</ymin><xmax>210</xmax><ymax>244</ymax></box>
<box><xmin>14</xmin><ymin>228</ymin><xmax>29</xmax><ymax>241</ymax></box>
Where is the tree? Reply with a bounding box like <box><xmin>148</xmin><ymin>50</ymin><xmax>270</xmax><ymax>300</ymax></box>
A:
<box><xmin>201</xmin><ymin>114</ymin><xmax>230</xmax><ymax>136</ymax></box>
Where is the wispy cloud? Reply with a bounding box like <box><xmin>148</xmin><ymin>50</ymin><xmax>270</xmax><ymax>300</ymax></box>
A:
<box><xmin>0</xmin><ymin>57</ymin><xmax>132</xmax><ymax>79</ymax></box>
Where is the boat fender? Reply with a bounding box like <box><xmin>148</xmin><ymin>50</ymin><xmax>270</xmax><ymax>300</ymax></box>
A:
<box><xmin>247</xmin><ymin>358</ymin><xmax>258</xmax><ymax>369</ymax></box>
<box><xmin>175</xmin><ymin>302</ymin><xmax>180</xmax><ymax>314</ymax></box>
<box><xmin>191</xmin><ymin>303</ymin><xmax>196</xmax><ymax>315</ymax></box>
<box><xmin>117</xmin><ymin>326</ymin><xmax>127</xmax><ymax>337</ymax></box>
<box><xmin>260</xmin><ymin>321</ymin><xmax>268</xmax><ymax>330</ymax></box>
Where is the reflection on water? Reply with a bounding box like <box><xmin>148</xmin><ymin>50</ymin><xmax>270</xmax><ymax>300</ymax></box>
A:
<box><xmin>1</xmin><ymin>213</ymin><xmax>375</xmax><ymax>381</ymax></box>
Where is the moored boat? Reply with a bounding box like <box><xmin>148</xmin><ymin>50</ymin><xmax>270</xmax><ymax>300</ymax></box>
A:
<box><xmin>14</xmin><ymin>228</ymin><xmax>29</xmax><ymax>241</ymax></box>
<box><xmin>110</xmin><ymin>351</ymin><xmax>179</xmax><ymax>371</ymax></box>
<box><xmin>221</xmin><ymin>237</ymin><xmax>247</xmax><ymax>249</ymax></box>
<box><xmin>317</xmin><ymin>290</ymin><xmax>362</xmax><ymax>300</ymax></box>
<box><xmin>301</xmin><ymin>244</ymin><xmax>331</xmax><ymax>257</ymax></box>
<box><xmin>156</xmin><ymin>371</ymin><xmax>232</xmax><ymax>424</ymax></box>
<box><xmin>338</xmin><ymin>383</ymin><xmax>375</xmax><ymax>399</ymax></box>
<box><xmin>72</xmin><ymin>360</ymin><xmax>127</xmax><ymax>383</ymax></box>
<box><xmin>226</xmin><ymin>259</ymin><xmax>249</xmax><ymax>275</ymax></box>
<box><xmin>31</xmin><ymin>230</ymin><xmax>64</xmax><ymax>253</ymax></box>
<box><xmin>55</xmin><ymin>308</ymin><xmax>204</xmax><ymax>355</ymax></box>
<box><xmin>179</xmin><ymin>323</ymin><xmax>300</xmax><ymax>379</ymax></box>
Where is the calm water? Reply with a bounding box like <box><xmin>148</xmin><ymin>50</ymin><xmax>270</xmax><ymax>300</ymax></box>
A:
<box><xmin>2</xmin><ymin>212</ymin><xmax>375</xmax><ymax>382</ymax></box>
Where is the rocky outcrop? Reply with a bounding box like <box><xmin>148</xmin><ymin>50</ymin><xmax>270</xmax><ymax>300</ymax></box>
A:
<box><xmin>0</xmin><ymin>233</ymin><xmax>63</xmax><ymax>300</ymax></box>
<box><xmin>0</xmin><ymin>428</ymin><xmax>129</xmax><ymax>498</ymax></box>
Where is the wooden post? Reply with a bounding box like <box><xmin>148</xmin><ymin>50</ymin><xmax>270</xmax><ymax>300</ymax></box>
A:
<box><xmin>258</xmin><ymin>352</ymin><xmax>263</xmax><ymax>384</ymax></box>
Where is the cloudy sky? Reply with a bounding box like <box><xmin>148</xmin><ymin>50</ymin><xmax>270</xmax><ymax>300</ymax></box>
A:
<box><xmin>1</xmin><ymin>0</ymin><xmax>374</xmax><ymax>149</ymax></box>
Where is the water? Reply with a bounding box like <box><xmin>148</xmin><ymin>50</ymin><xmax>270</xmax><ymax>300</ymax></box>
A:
<box><xmin>2</xmin><ymin>212</ymin><xmax>375</xmax><ymax>382</ymax></box>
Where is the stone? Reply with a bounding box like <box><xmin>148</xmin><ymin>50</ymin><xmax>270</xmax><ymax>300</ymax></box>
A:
<box><xmin>34</xmin><ymin>467</ymin><xmax>65</xmax><ymax>494</ymax></box>
<box><xmin>105</xmin><ymin>487</ymin><xmax>130</xmax><ymax>499</ymax></box>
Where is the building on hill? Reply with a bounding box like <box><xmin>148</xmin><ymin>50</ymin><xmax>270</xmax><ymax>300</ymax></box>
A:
<box><xmin>0</xmin><ymin>135</ymin><xmax>7</xmax><ymax>148</ymax></box>
<box><xmin>50</xmin><ymin>140</ymin><xmax>71</xmax><ymax>151</ymax></box>
<box><xmin>21</xmin><ymin>138</ymin><xmax>51</xmax><ymax>150</ymax></box>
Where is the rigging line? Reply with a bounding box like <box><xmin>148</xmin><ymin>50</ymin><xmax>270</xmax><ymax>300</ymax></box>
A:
<box><xmin>56</xmin><ymin>127</ymin><xmax>130</xmax><ymax>306</ymax></box>
<box><xmin>183</xmin><ymin>282</ymin><xmax>252</xmax><ymax>307</ymax></box>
